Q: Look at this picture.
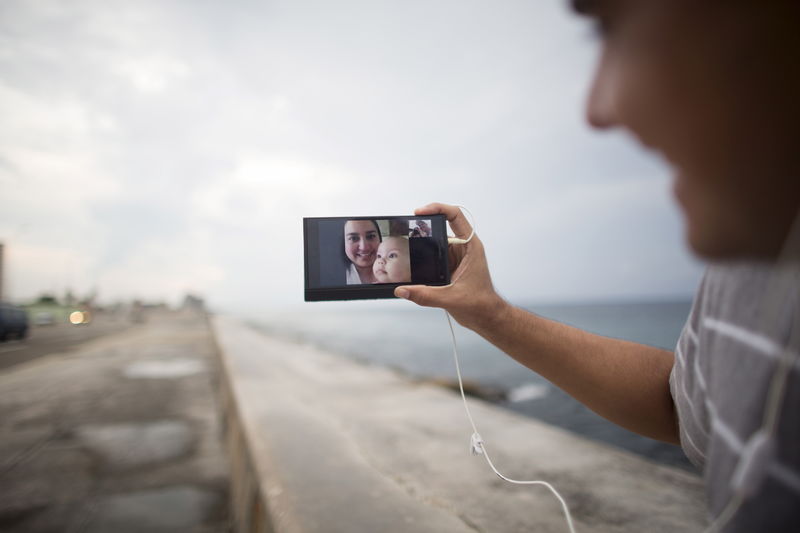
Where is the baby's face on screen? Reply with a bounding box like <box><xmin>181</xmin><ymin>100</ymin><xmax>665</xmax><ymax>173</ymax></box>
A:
<box><xmin>373</xmin><ymin>237</ymin><xmax>411</xmax><ymax>283</ymax></box>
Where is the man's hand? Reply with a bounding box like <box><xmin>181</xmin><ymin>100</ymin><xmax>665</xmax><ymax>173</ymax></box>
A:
<box><xmin>395</xmin><ymin>202</ymin><xmax>679</xmax><ymax>444</ymax></box>
<box><xmin>394</xmin><ymin>203</ymin><xmax>507</xmax><ymax>329</ymax></box>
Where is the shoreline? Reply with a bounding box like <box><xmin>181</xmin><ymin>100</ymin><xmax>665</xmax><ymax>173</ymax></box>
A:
<box><xmin>247</xmin><ymin>317</ymin><xmax>696</xmax><ymax>472</ymax></box>
<box><xmin>213</xmin><ymin>315</ymin><xmax>707</xmax><ymax>532</ymax></box>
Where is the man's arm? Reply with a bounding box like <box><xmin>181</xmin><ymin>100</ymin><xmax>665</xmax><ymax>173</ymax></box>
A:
<box><xmin>396</xmin><ymin>203</ymin><xmax>680</xmax><ymax>445</ymax></box>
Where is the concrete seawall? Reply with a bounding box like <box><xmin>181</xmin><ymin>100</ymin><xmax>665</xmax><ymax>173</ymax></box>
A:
<box><xmin>212</xmin><ymin>315</ymin><xmax>708</xmax><ymax>533</ymax></box>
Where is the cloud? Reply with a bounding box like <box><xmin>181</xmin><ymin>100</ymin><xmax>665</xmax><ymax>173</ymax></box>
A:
<box><xmin>3</xmin><ymin>243</ymin><xmax>94</xmax><ymax>299</ymax></box>
<box><xmin>192</xmin><ymin>155</ymin><xmax>360</xmax><ymax>226</ymax></box>
<box><xmin>96</xmin><ymin>236</ymin><xmax>226</xmax><ymax>302</ymax></box>
<box><xmin>113</xmin><ymin>55</ymin><xmax>190</xmax><ymax>94</ymax></box>
<box><xmin>0</xmin><ymin>0</ymin><xmax>703</xmax><ymax>308</ymax></box>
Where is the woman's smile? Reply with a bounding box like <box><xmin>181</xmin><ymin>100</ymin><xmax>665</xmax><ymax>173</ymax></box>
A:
<box><xmin>353</xmin><ymin>250</ymin><xmax>375</xmax><ymax>265</ymax></box>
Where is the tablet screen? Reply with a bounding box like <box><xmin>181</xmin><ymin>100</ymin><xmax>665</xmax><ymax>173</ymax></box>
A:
<box><xmin>304</xmin><ymin>215</ymin><xmax>449</xmax><ymax>301</ymax></box>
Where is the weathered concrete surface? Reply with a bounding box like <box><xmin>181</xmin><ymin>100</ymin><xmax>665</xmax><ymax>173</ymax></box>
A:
<box><xmin>213</xmin><ymin>316</ymin><xmax>708</xmax><ymax>533</ymax></box>
<box><xmin>0</xmin><ymin>311</ymin><xmax>230</xmax><ymax>532</ymax></box>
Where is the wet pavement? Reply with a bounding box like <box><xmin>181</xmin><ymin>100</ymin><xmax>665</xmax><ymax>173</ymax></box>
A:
<box><xmin>215</xmin><ymin>316</ymin><xmax>707</xmax><ymax>533</ymax></box>
<box><xmin>0</xmin><ymin>311</ymin><xmax>230</xmax><ymax>532</ymax></box>
<box><xmin>0</xmin><ymin>316</ymin><xmax>132</xmax><ymax>372</ymax></box>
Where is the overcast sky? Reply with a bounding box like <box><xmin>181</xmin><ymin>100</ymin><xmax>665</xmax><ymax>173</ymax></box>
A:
<box><xmin>0</xmin><ymin>0</ymin><xmax>703</xmax><ymax>312</ymax></box>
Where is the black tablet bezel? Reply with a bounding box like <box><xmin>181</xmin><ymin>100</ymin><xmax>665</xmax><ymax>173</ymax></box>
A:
<box><xmin>304</xmin><ymin>215</ymin><xmax>450</xmax><ymax>301</ymax></box>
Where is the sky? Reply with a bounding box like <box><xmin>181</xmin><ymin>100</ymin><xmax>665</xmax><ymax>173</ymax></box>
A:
<box><xmin>0</xmin><ymin>0</ymin><xmax>704</xmax><ymax>313</ymax></box>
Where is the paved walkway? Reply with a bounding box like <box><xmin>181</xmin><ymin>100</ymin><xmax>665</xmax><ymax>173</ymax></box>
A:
<box><xmin>0</xmin><ymin>311</ymin><xmax>230</xmax><ymax>532</ymax></box>
<box><xmin>214</xmin><ymin>316</ymin><xmax>708</xmax><ymax>533</ymax></box>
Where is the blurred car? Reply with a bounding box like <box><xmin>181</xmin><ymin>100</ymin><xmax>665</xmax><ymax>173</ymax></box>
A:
<box><xmin>33</xmin><ymin>311</ymin><xmax>56</xmax><ymax>326</ymax></box>
<box><xmin>0</xmin><ymin>302</ymin><xmax>29</xmax><ymax>341</ymax></box>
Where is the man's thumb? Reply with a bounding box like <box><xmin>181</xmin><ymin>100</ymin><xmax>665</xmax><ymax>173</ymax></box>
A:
<box><xmin>395</xmin><ymin>285</ymin><xmax>440</xmax><ymax>308</ymax></box>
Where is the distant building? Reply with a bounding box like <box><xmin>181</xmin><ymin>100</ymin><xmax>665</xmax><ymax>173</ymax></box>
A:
<box><xmin>182</xmin><ymin>294</ymin><xmax>206</xmax><ymax>312</ymax></box>
<box><xmin>0</xmin><ymin>243</ymin><xmax>5</xmax><ymax>301</ymax></box>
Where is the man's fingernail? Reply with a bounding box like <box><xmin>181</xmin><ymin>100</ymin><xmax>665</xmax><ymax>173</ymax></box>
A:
<box><xmin>396</xmin><ymin>288</ymin><xmax>409</xmax><ymax>299</ymax></box>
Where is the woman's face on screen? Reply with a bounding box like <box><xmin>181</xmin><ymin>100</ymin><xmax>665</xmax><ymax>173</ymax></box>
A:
<box><xmin>344</xmin><ymin>220</ymin><xmax>379</xmax><ymax>269</ymax></box>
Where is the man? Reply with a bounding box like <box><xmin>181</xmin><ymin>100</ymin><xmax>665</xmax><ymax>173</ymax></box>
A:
<box><xmin>395</xmin><ymin>1</ymin><xmax>799</xmax><ymax>530</ymax></box>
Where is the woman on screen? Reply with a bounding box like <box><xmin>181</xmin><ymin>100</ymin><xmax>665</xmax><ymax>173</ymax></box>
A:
<box><xmin>343</xmin><ymin>219</ymin><xmax>382</xmax><ymax>284</ymax></box>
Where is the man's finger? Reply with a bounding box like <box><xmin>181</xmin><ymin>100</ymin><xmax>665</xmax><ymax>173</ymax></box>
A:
<box><xmin>413</xmin><ymin>202</ymin><xmax>473</xmax><ymax>240</ymax></box>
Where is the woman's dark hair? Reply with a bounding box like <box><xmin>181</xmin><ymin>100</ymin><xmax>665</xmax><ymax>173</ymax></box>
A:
<box><xmin>340</xmin><ymin>219</ymin><xmax>382</xmax><ymax>267</ymax></box>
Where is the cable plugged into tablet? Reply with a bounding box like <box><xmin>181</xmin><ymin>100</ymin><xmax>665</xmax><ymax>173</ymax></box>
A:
<box><xmin>447</xmin><ymin>205</ymin><xmax>476</xmax><ymax>246</ymax></box>
<box><xmin>445</xmin><ymin>310</ymin><xmax>576</xmax><ymax>533</ymax></box>
<box><xmin>470</xmin><ymin>432</ymin><xmax>485</xmax><ymax>455</ymax></box>
<box><xmin>442</xmin><ymin>206</ymin><xmax>576</xmax><ymax>533</ymax></box>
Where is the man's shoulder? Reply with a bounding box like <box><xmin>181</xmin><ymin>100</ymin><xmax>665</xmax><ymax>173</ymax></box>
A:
<box><xmin>701</xmin><ymin>261</ymin><xmax>775</xmax><ymax>299</ymax></box>
<box><xmin>694</xmin><ymin>261</ymin><xmax>796</xmax><ymax>343</ymax></box>
<box><xmin>693</xmin><ymin>262</ymin><xmax>778</xmax><ymax>323</ymax></box>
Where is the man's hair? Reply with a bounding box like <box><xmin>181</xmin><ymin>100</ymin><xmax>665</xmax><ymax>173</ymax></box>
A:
<box><xmin>570</xmin><ymin>0</ymin><xmax>597</xmax><ymax>15</ymax></box>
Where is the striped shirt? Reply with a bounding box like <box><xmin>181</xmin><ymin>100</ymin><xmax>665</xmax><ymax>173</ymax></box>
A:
<box><xmin>670</xmin><ymin>263</ymin><xmax>800</xmax><ymax>531</ymax></box>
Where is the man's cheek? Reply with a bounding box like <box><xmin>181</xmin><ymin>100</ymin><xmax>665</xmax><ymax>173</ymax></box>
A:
<box><xmin>616</xmin><ymin>65</ymin><xmax>664</xmax><ymax>131</ymax></box>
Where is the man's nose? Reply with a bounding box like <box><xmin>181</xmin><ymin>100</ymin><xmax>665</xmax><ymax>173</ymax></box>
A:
<box><xmin>586</xmin><ymin>48</ymin><xmax>619</xmax><ymax>130</ymax></box>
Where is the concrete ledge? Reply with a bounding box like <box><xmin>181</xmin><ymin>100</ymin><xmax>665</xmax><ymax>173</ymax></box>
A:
<box><xmin>211</xmin><ymin>315</ymin><xmax>707</xmax><ymax>533</ymax></box>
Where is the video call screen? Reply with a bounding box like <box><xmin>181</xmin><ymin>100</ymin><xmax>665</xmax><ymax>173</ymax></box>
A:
<box><xmin>304</xmin><ymin>215</ymin><xmax>450</xmax><ymax>301</ymax></box>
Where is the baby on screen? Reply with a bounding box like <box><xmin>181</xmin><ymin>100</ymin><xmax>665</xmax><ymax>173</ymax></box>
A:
<box><xmin>372</xmin><ymin>236</ymin><xmax>412</xmax><ymax>283</ymax></box>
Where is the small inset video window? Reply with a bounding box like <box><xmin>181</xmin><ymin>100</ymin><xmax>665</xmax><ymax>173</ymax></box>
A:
<box><xmin>408</xmin><ymin>219</ymin><xmax>432</xmax><ymax>238</ymax></box>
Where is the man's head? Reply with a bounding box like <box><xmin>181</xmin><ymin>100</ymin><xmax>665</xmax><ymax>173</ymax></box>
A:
<box><xmin>416</xmin><ymin>220</ymin><xmax>431</xmax><ymax>237</ymax></box>
<box><xmin>573</xmin><ymin>0</ymin><xmax>800</xmax><ymax>259</ymax></box>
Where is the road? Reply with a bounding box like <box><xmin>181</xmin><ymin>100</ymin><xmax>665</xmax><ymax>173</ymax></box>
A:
<box><xmin>0</xmin><ymin>315</ymin><xmax>133</xmax><ymax>371</ymax></box>
<box><xmin>0</xmin><ymin>311</ymin><xmax>230</xmax><ymax>532</ymax></box>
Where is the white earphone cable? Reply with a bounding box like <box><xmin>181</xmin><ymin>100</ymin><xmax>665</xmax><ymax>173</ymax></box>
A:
<box><xmin>445</xmin><ymin>205</ymin><xmax>798</xmax><ymax>533</ymax></box>
<box><xmin>445</xmin><ymin>311</ymin><xmax>577</xmax><ymax>533</ymax></box>
<box><xmin>444</xmin><ymin>206</ymin><xmax>576</xmax><ymax>533</ymax></box>
<box><xmin>703</xmin><ymin>212</ymin><xmax>800</xmax><ymax>533</ymax></box>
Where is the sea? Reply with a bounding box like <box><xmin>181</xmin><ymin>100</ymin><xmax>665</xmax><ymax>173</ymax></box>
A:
<box><xmin>251</xmin><ymin>299</ymin><xmax>696</xmax><ymax>471</ymax></box>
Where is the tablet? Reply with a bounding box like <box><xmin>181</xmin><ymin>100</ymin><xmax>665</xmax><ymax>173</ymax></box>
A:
<box><xmin>304</xmin><ymin>215</ymin><xmax>450</xmax><ymax>301</ymax></box>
